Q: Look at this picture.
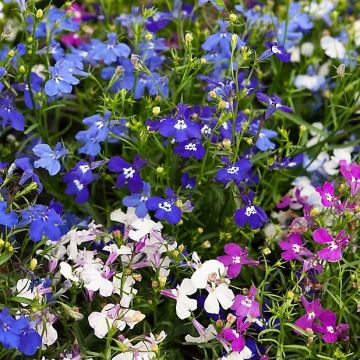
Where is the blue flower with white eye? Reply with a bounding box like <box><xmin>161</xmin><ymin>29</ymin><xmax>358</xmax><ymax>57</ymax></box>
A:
<box><xmin>146</xmin><ymin>188</ymin><xmax>182</xmax><ymax>225</ymax></box>
<box><xmin>215</xmin><ymin>158</ymin><xmax>253</xmax><ymax>186</ymax></box>
<box><xmin>12</xmin><ymin>157</ymin><xmax>43</xmax><ymax>192</ymax></box>
<box><xmin>123</xmin><ymin>182</ymin><xmax>151</xmax><ymax>218</ymax></box>
<box><xmin>32</xmin><ymin>142</ymin><xmax>68</xmax><ymax>176</ymax></box>
<box><xmin>20</xmin><ymin>204</ymin><xmax>63</xmax><ymax>242</ymax></box>
<box><xmin>234</xmin><ymin>191</ymin><xmax>268</xmax><ymax>230</ymax></box>
<box><xmin>258</xmin><ymin>42</ymin><xmax>291</xmax><ymax>62</ymax></box>
<box><xmin>0</xmin><ymin>91</ymin><xmax>25</xmax><ymax>131</ymax></box>
<box><xmin>174</xmin><ymin>139</ymin><xmax>205</xmax><ymax>159</ymax></box>
<box><xmin>91</xmin><ymin>32</ymin><xmax>130</xmax><ymax>65</ymax></box>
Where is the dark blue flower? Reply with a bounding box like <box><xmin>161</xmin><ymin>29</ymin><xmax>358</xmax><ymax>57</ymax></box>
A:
<box><xmin>256</xmin><ymin>93</ymin><xmax>293</xmax><ymax>119</ymax></box>
<box><xmin>16</xmin><ymin>318</ymin><xmax>42</xmax><ymax>356</ymax></box>
<box><xmin>181</xmin><ymin>173</ymin><xmax>196</xmax><ymax>189</ymax></box>
<box><xmin>33</xmin><ymin>142</ymin><xmax>68</xmax><ymax>176</ymax></box>
<box><xmin>0</xmin><ymin>201</ymin><xmax>18</xmax><ymax>227</ymax></box>
<box><xmin>258</xmin><ymin>41</ymin><xmax>291</xmax><ymax>62</ymax></box>
<box><xmin>215</xmin><ymin>159</ymin><xmax>253</xmax><ymax>186</ymax></box>
<box><xmin>234</xmin><ymin>191</ymin><xmax>268</xmax><ymax>229</ymax></box>
<box><xmin>13</xmin><ymin>157</ymin><xmax>43</xmax><ymax>192</ymax></box>
<box><xmin>108</xmin><ymin>156</ymin><xmax>143</xmax><ymax>193</ymax></box>
<box><xmin>145</xmin><ymin>188</ymin><xmax>182</xmax><ymax>224</ymax></box>
<box><xmin>158</xmin><ymin>103</ymin><xmax>201</xmax><ymax>142</ymax></box>
<box><xmin>174</xmin><ymin>139</ymin><xmax>205</xmax><ymax>159</ymax></box>
<box><xmin>0</xmin><ymin>308</ymin><xmax>21</xmax><ymax>349</ymax></box>
<box><xmin>0</xmin><ymin>92</ymin><xmax>25</xmax><ymax>131</ymax></box>
<box><xmin>269</xmin><ymin>153</ymin><xmax>304</xmax><ymax>170</ymax></box>
<box><xmin>123</xmin><ymin>182</ymin><xmax>151</xmax><ymax>218</ymax></box>
<box><xmin>20</xmin><ymin>204</ymin><xmax>63</xmax><ymax>242</ymax></box>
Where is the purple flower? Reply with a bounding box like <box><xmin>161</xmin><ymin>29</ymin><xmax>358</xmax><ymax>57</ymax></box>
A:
<box><xmin>20</xmin><ymin>204</ymin><xmax>63</xmax><ymax>242</ymax></box>
<box><xmin>174</xmin><ymin>139</ymin><xmax>205</xmax><ymax>159</ymax></box>
<box><xmin>158</xmin><ymin>103</ymin><xmax>201</xmax><ymax>142</ymax></box>
<box><xmin>295</xmin><ymin>295</ymin><xmax>323</xmax><ymax>331</ymax></box>
<box><xmin>256</xmin><ymin>93</ymin><xmax>293</xmax><ymax>119</ymax></box>
<box><xmin>269</xmin><ymin>153</ymin><xmax>304</xmax><ymax>170</ymax></box>
<box><xmin>232</xmin><ymin>286</ymin><xmax>260</xmax><ymax>318</ymax></box>
<box><xmin>0</xmin><ymin>201</ymin><xmax>18</xmax><ymax>227</ymax></box>
<box><xmin>339</xmin><ymin>160</ymin><xmax>360</xmax><ymax>196</ymax></box>
<box><xmin>279</xmin><ymin>233</ymin><xmax>313</xmax><ymax>261</ymax></box>
<box><xmin>0</xmin><ymin>92</ymin><xmax>25</xmax><ymax>131</ymax></box>
<box><xmin>108</xmin><ymin>156</ymin><xmax>143</xmax><ymax>193</ymax></box>
<box><xmin>221</xmin><ymin>327</ymin><xmax>245</xmax><ymax>352</ymax></box>
<box><xmin>313</xmin><ymin>228</ymin><xmax>349</xmax><ymax>262</ymax></box>
<box><xmin>145</xmin><ymin>188</ymin><xmax>182</xmax><ymax>224</ymax></box>
<box><xmin>217</xmin><ymin>243</ymin><xmax>259</xmax><ymax>279</ymax></box>
<box><xmin>181</xmin><ymin>173</ymin><xmax>196</xmax><ymax>189</ymax></box>
<box><xmin>234</xmin><ymin>191</ymin><xmax>268</xmax><ymax>230</ymax></box>
<box><xmin>13</xmin><ymin>157</ymin><xmax>43</xmax><ymax>192</ymax></box>
<box><xmin>32</xmin><ymin>143</ymin><xmax>68</xmax><ymax>176</ymax></box>
<box><xmin>258</xmin><ymin>41</ymin><xmax>291</xmax><ymax>62</ymax></box>
<box><xmin>316</xmin><ymin>182</ymin><xmax>336</xmax><ymax>207</ymax></box>
<box><xmin>215</xmin><ymin>159</ymin><xmax>253</xmax><ymax>186</ymax></box>
<box><xmin>123</xmin><ymin>182</ymin><xmax>151</xmax><ymax>218</ymax></box>
<box><xmin>313</xmin><ymin>310</ymin><xmax>349</xmax><ymax>343</ymax></box>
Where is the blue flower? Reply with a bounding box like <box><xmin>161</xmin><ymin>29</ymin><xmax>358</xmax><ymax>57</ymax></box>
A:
<box><xmin>256</xmin><ymin>93</ymin><xmax>293</xmax><ymax>119</ymax></box>
<box><xmin>215</xmin><ymin>159</ymin><xmax>253</xmax><ymax>186</ymax></box>
<box><xmin>44</xmin><ymin>60</ymin><xmax>86</xmax><ymax>97</ymax></box>
<box><xmin>16</xmin><ymin>318</ymin><xmax>42</xmax><ymax>356</ymax></box>
<box><xmin>258</xmin><ymin>42</ymin><xmax>291</xmax><ymax>62</ymax></box>
<box><xmin>0</xmin><ymin>92</ymin><xmax>25</xmax><ymax>131</ymax></box>
<box><xmin>12</xmin><ymin>157</ymin><xmax>43</xmax><ymax>192</ymax></box>
<box><xmin>0</xmin><ymin>308</ymin><xmax>22</xmax><ymax>349</ymax></box>
<box><xmin>20</xmin><ymin>204</ymin><xmax>63</xmax><ymax>242</ymax></box>
<box><xmin>269</xmin><ymin>153</ymin><xmax>304</xmax><ymax>170</ymax></box>
<box><xmin>0</xmin><ymin>201</ymin><xmax>18</xmax><ymax>227</ymax></box>
<box><xmin>145</xmin><ymin>188</ymin><xmax>182</xmax><ymax>224</ymax></box>
<box><xmin>158</xmin><ymin>103</ymin><xmax>201</xmax><ymax>142</ymax></box>
<box><xmin>123</xmin><ymin>182</ymin><xmax>151</xmax><ymax>218</ymax></box>
<box><xmin>108</xmin><ymin>156</ymin><xmax>143</xmax><ymax>193</ymax></box>
<box><xmin>91</xmin><ymin>32</ymin><xmax>130</xmax><ymax>65</ymax></box>
<box><xmin>234</xmin><ymin>191</ymin><xmax>268</xmax><ymax>230</ymax></box>
<box><xmin>181</xmin><ymin>173</ymin><xmax>196</xmax><ymax>189</ymax></box>
<box><xmin>174</xmin><ymin>139</ymin><xmax>205</xmax><ymax>159</ymax></box>
<box><xmin>33</xmin><ymin>142</ymin><xmax>68</xmax><ymax>176</ymax></box>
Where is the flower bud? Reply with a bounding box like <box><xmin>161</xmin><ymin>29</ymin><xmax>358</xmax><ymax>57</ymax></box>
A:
<box><xmin>152</xmin><ymin>106</ymin><xmax>160</xmax><ymax>116</ymax></box>
<box><xmin>337</xmin><ymin>63</ymin><xmax>346</xmax><ymax>78</ymax></box>
<box><xmin>0</xmin><ymin>239</ymin><xmax>4</xmax><ymax>247</ymax></box>
<box><xmin>3</xmin><ymin>23</ymin><xmax>12</xmax><ymax>36</ymax></box>
<box><xmin>29</xmin><ymin>258</ymin><xmax>38</xmax><ymax>271</ymax></box>
<box><xmin>145</xmin><ymin>32</ymin><xmax>153</xmax><ymax>41</ymax></box>
<box><xmin>36</xmin><ymin>9</ymin><xmax>44</xmax><ymax>19</ymax></box>
<box><xmin>231</xmin><ymin>34</ymin><xmax>238</xmax><ymax>50</ymax></box>
<box><xmin>156</xmin><ymin>166</ymin><xmax>164</xmax><ymax>174</ymax></box>
<box><xmin>8</xmin><ymin>50</ymin><xmax>15</xmax><ymax>57</ymax></box>
<box><xmin>262</xmin><ymin>247</ymin><xmax>271</xmax><ymax>255</ymax></box>
<box><xmin>197</xmin><ymin>227</ymin><xmax>203</xmax><ymax>234</ymax></box>
<box><xmin>309</xmin><ymin>207</ymin><xmax>321</xmax><ymax>217</ymax></box>
<box><xmin>19</xmin><ymin>65</ymin><xmax>26</xmax><ymax>74</ymax></box>
<box><xmin>151</xmin><ymin>280</ymin><xmax>159</xmax><ymax>288</ymax></box>
<box><xmin>178</xmin><ymin>244</ymin><xmax>185</xmax><ymax>252</ymax></box>
<box><xmin>229</xmin><ymin>13</ymin><xmax>237</xmax><ymax>22</ymax></box>
<box><xmin>202</xmin><ymin>240</ymin><xmax>211</xmax><ymax>249</ymax></box>
<box><xmin>185</xmin><ymin>33</ymin><xmax>193</xmax><ymax>43</ymax></box>
<box><xmin>200</xmin><ymin>57</ymin><xmax>206</xmax><ymax>65</ymax></box>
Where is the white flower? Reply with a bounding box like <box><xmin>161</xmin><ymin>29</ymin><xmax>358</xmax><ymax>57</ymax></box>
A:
<box><xmin>288</xmin><ymin>46</ymin><xmax>300</xmax><ymax>63</ymax></box>
<box><xmin>81</xmin><ymin>264</ymin><xmax>114</xmax><ymax>297</ymax></box>
<box><xmin>169</xmin><ymin>278</ymin><xmax>197</xmax><ymax>320</ymax></box>
<box><xmin>185</xmin><ymin>324</ymin><xmax>217</xmax><ymax>343</ymax></box>
<box><xmin>191</xmin><ymin>259</ymin><xmax>225</xmax><ymax>289</ymax></box>
<box><xmin>36</xmin><ymin>313</ymin><xmax>58</xmax><ymax>347</ymax></box>
<box><xmin>204</xmin><ymin>282</ymin><xmax>234</xmax><ymax>314</ymax></box>
<box><xmin>111</xmin><ymin>207</ymin><xmax>140</xmax><ymax>227</ymax></box>
<box><xmin>59</xmin><ymin>262</ymin><xmax>80</xmax><ymax>283</ymax></box>
<box><xmin>323</xmin><ymin>146</ymin><xmax>353</xmax><ymax>175</ymax></box>
<box><xmin>113</xmin><ymin>273</ymin><xmax>138</xmax><ymax>307</ymax></box>
<box><xmin>301</xmin><ymin>42</ymin><xmax>315</xmax><ymax>57</ymax></box>
<box><xmin>306</xmin><ymin>122</ymin><xmax>326</xmax><ymax>148</ymax></box>
<box><xmin>292</xmin><ymin>176</ymin><xmax>322</xmax><ymax>206</ymax></box>
<box><xmin>294</xmin><ymin>74</ymin><xmax>326</xmax><ymax>92</ymax></box>
<box><xmin>320</xmin><ymin>36</ymin><xmax>346</xmax><ymax>59</ymax></box>
<box><xmin>221</xmin><ymin>347</ymin><xmax>253</xmax><ymax>359</ymax></box>
<box><xmin>128</xmin><ymin>218</ymin><xmax>163</xmax><ymax>241</ymax></box>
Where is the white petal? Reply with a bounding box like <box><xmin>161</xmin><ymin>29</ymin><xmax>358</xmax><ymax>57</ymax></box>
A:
<box><xmin>215</xmin><ymin>283</ymin><xmax>235</xmax><ymax>310</ymax></box>
<box><xmin>88</xmin><ymin>312</ymin><xmax>112</xmax><ymax>338</ymax></box>
<box><xmin>179</xmin><ymin>278</ymin><xmax>197</xmax><ymax>296</ymax></box>
<box><xmin>99</xmin><ymin>279</ymin><xmax>114</xmax><ymax>297</ymax></box>
<box><xmin>204</xmin><ymin>291</ymin><xmax>219</xmax><ymax>314</ymax></box>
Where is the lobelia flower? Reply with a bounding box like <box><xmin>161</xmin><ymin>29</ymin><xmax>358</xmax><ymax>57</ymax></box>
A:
<box><xmin>256</xmin><ymin>93</ymin><xmax>293</xmax><ymax>119</ymax></box>
<box><xmin>316</xmin><ymin>182</ymin><xmax>336</xmax><ymax>207</ymax></box>
<box><xmin>217</xmin><ymin>243</ymin><xmax>259</xmax><ymax>279</ymax></box>
<box><xmin>32</xmin><ymin>142</ymin><xmax>68</xmax><ymax>176</ymax></box>
<box><xmin>91</xmin><ymin>32</ymin><xmax>130</xmax><ymax>65</ymax></box>
<box><xmin>191</xmin><ymin>259</ymin><xmax>234</xmax><ymax>314</ymax></box>
<box><xmin>12</xmin><ymin>157</ymin><xmax>43</xmax><ymax>192</ymax></box>
<box><xmin>161</xmin><ymin>278</ymin><xmax>197</xmax><ymax>319</ymax></box>
<box><xmin>122</xmin><ymin>181</ymin><xmax>151</xmax><ymax>218</ymax></box>
<box><xmin>221</xmin><ymin>318</ymin><xmax>250</xmax><ymax>352</ymax></box>
<box><xmin>16</xmin><ymin>318</ymin><xmax>42</xmax><ymax>356</ymax></box>
<box><xmin>339</xmin><ymin>160</ymin><xmax>360</xmax><ymax>196</ymax></box>
<box><xmin>231</xmin><ymin>286</ymin><xmax>260</xmax><ymax>318</ymax></box>
<box><xmin>157</xmin><ymin>103</ymin><xmax>202</xmax><ymax>142</ymax></box>
<box><xmin>313</xmin><ymin>228</ymin><xmax>349</xmax><ymax>262</ymax></box>
<box><xmin>313</xmin><ymin>310</ymin><xmax>349</xmax><ymax>343</ymax></box>
<box><xmin>258</xmin><ymin>41</ymin><xmax>291</xmax><ymax>62</ymax></box>
<box><xmin>0</xmin><ymin>201</ymin><xmax>18</xmax><ymax>227</ymax></box>
<box><xmin>20</xmin><ymin>204</ymin><xmax>63</xmax><ymax>242</ymax></box>
<box><xmin>174</xmin><ymin>139</ymin><xmax>206</xmax><ymax>159</ymax></box>
<box><xmin>294</xmin><ymin>295</ymin><xmax>323</xmax><ymax>331</ymax></box>
<box><xmin>81</xmin><ymin>263</ymin><xmax>115</xmax><ymax>297</ymax></box>
<box><xmin>108</xmin><ymin>156</ymin><xmax>143</xmax><ymax>193</ymax></box>
<box><xmin>215</xmin><ymin>159</ymin><xmax>253</xmax><ymax>186</ymax></box>
<box><xmin>279</xmin><ymin>233</ymin><xmax>313</xmax><ymax>261</ymax></box>
<box><xmin>234</xmin><ymin>191</ymin><xmax>268</xmax><ymax>230</ymax></box>
<box><xmin>145</xmin><ymin>188</ymin><xmax>182</xmax><ymax>224</ymax></box>
<box><xmin>320</xmin><ymin>36</ymin><xmax>346</xmax><ymax>59</ymax></box>
<box><xmin>0</xmin><ymin>92</ymin><xmax>25</xmax><ymax>131</ymax></box>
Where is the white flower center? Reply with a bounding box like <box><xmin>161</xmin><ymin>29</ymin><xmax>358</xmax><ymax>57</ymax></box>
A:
<box><xmin>326</xmin><ymin>326</ymin><xmax>335</xmax><ymax>333</ymax></box>
<box><xmin>174</xmin><ymin>119</ymin><xmax>187</xmax><ymax>130</ymax></box>
<box><xmin>123</xmin><ymin>167</ymin><xmax>135</xmax><ymax>179</ymax></box>
<box><xmin>227</xmin><ymin>166</ymin><xmax>239</xmax><ymax>175</ymax></box>
<box><xmin>329</xmin><ymin>241</ymin><xmax>338</xmax><ymax>250</ymax></box>
<box><xmin>159</xmin><ymin>202</ymin><xmax>171</xmax><ymax>212</ymax></box>
<box><xmin>184</xmin><ymin>143</ymin><xmax>197</xmax><ymax>151</ymax></box>
<box><xmin>232</xmin><ymin>256</ymin><xmax>242</xmax><ymax>264</ymax></box>
<box><xmin>271</xmin><ymin>45</ymin><xmax>282</xmax><ymax>54</ymax></box>
<box><xmin>245</xmin><ymin>206</ymin><xmax>257</xmax><ymax>217</ymax></box>
<box><xmin>74</xmin><ymin>179</ymin><xmax>84</xmax><ymax>191</ymax></box>
<box><xmin>308</xmin><ymin>311</ymin><xmax>315</xmax><ymax>319</ymax></box>
<box><xmin>292</xmin><ymin>244</ymin><xmax>301</xmax><ymax>253</ymax></box>
<box><xmin>241</xmin><ymin>298</ymin><xmax>252</xmax><ymax>308</ymax></box>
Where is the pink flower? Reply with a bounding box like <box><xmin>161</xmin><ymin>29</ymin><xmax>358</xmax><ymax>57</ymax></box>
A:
<box><xmin>339</xmin><ymin>160</ymin><xmax>360</xmax><ymax>196</ymax></box>
<box><xmin>316</xmin><ymin>182</ymin><xmax>335</xmax><ymax>207</ymax></box>
<box><xmin>294</xmin><ymin>295</ymin><xmax>324</xmax><ymax>331</ymax></box>
<box><xmin>279</xmin><ymin>233</ymin><xmax>313</xmax><ymax>261</ymax></box>
<box><xmin>217</xmin><ymin>243</ymin><xmax>259</xmax><ymax>279</ymax></box>
<box><xmin>231</xmin><ymin>286</ymin><xmax>260</xmax><ymax>318</ymax></box>
<box><xmin>313</xmin><ymin>228</ymin><xmax>349</xmax><ymax>262</ymax></box>
<box><xmin>313</xmin><ymin>310</ymin><xmax>349</xmax><ymax>343</ymax></box>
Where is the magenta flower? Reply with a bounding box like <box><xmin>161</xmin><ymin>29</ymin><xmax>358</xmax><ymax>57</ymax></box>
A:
<box><xmin>231</xmin><ymin>286</ymin><xmax>260</xmax><ymax>318</ymax></box>
<box><xmin>294</xmin><ymin>295</ymin><xmax>324</xmax><ymax>331</ymax></box>
<box><xmin>313</xmin><ymin>310</ymin><xmax>349</xmax><ymax>343</ymax></box>
<box><xmin>339</xmin><ymin>160</ymin><xmax>360</xmax><ymax>196</ymax></box>
<box><xmin>316</xmin><ymin>182</ymin><xmax>335</xmax><ymax>207</ymax></box>
<box><xmin>217</xmin><ymin>243</ymin><xmax>259</xmax><ymax>279</ymax></box>
<box><xmin>313</xmin><ymin>228</ymin><xmax>349</xmax><ymax>262</ymax></box>
<box><xmin>221</xmin><ymin>319</ymin><xmax>249</xmax><ymax>352</ymax></box>
<box><xmin>279</xmin><ymin>233</ymin><xmax>313</xmax><ymax>261</ymax></box>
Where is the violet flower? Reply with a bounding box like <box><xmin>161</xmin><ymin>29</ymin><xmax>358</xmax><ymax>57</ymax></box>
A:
<box><xmin>279</xmin><ymin>233</ymin><xmax>313</xmax><ymax>261</ymax></box>
<box><xmin>256</xmin><ymin>93</ymin><xmax>293</xmax><ymax>119</ymax></box>
<box><xmin>258</xmin><ymin>41</ymin><xmax>291</xmax><ymax>62</ymax></box>
<box><xmin>231</xmin><ymin>285</ymin><xmax>260</xmax><ymax>318</ymax></box>
<box><xmin>316</xmin><ymin>182</ymin><xmax>336</xmax><ymax>207</ymax></box>
<box><xmin>313</xmin><ymin>310</ymin><xmax>349</xmax><ymax>343</ymax></box>
<box><xmin>294</xmin><ymin>295</ymin><xmax>324</xmax><ymax>331</ymax></box>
